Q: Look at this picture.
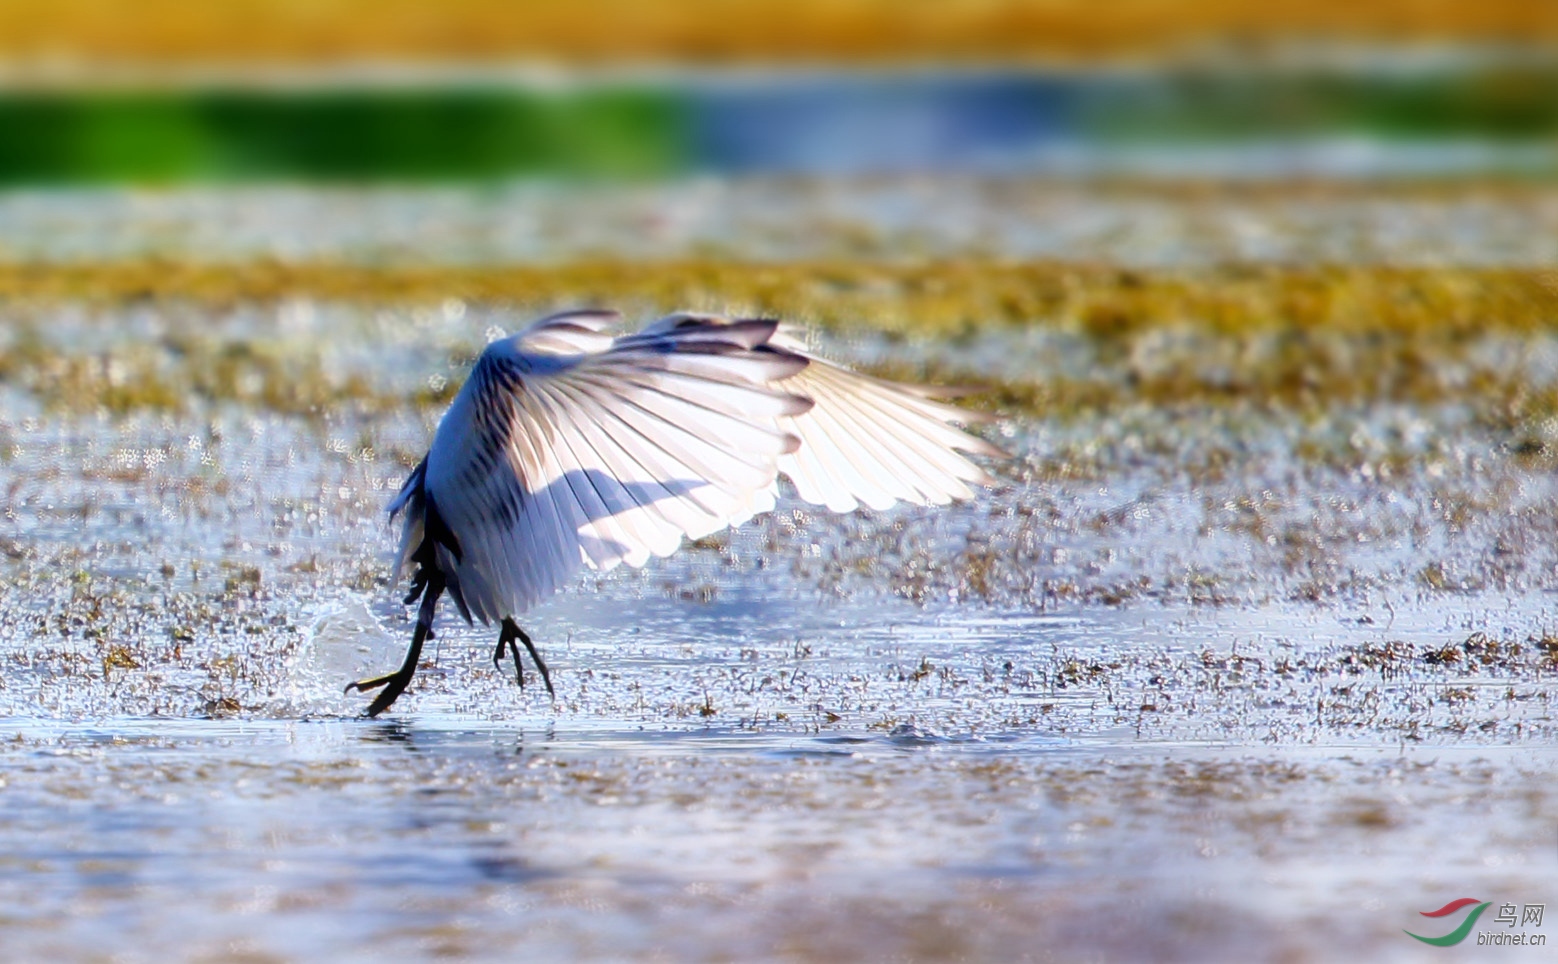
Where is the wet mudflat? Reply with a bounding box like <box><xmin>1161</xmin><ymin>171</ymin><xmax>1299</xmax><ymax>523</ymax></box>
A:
<box><xmin>0</xmin><ymin>179</ymin><xmax>1554</xmax><ymax>961</ymax></box>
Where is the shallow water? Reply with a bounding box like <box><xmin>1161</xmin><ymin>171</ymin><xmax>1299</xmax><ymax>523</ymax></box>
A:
<box><xmin>0</xmin><ymin>715</ymin><xmax>1550</xmax><ymax>962</ymax></box>
<box><xmin>0</xmin><ymin>181</ymin><xmax>1556</xmax><ymax>960</ymax></box>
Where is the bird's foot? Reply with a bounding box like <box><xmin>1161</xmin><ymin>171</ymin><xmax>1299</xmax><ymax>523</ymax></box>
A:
<box><xmin>495</xmin><ymin>620</ymin><xmax>556</xmax><ymax>699</ymax></box>
<box><xmin>524</xmin><ymin>639</ymin><xmax>556</xmax><ymax>699</ymax></box>
<box><xmin>345</xmin><ymin>668</ymin><xmax>416</xmax><ymax>717</ymax></box>
<box><xmin>344</xmin><ymin>673</ymin><xmax>396</xmax><ymax>694</ymax></box>
<box><xmin>493</xmin><ymin>638</ymin><xmax>525</xmax><ymax>689</ymax></box>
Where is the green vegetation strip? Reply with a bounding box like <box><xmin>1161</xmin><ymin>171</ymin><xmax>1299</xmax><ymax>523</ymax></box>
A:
<box><xmin>1</xmin><ymin>259</ymin><xmax>1555</xmax><ymax>429</ymax></box>
<box><xmin>0</xmin><ymin>89</ymin><xmax>685</xmax><ymax>182</ymax></box>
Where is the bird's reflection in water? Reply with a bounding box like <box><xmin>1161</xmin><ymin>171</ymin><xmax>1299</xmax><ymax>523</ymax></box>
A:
<box><xmin>354</xmin><ymin>720</ymin><xmax>544</xmax><ymax>760</ymax></box>
<box><xmin>356</xmin><ymin>720</ymin><xmax>419</xmax><ymax>751</ymax></box>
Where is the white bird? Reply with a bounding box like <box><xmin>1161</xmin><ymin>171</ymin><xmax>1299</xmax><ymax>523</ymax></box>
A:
<box><xmin>347</xmin><ymin>309</ymin><xmax>1008</xmax><ymax>716</ymax></box>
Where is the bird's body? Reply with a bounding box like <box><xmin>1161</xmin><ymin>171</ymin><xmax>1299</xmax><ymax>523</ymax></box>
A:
<box><xmin>348</xmin><ymin>310</ymin><xmax>1006</xmax><ymax>716</ymax></box>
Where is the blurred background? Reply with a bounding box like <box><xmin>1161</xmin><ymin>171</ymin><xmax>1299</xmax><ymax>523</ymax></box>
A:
<box><xmin>0</xmin><ymin>0</ymin><xmax>1550</xmax><ymax>183</ymax></box>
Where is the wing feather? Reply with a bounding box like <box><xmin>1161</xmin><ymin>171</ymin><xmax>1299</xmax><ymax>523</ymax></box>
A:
<box><xmin>554</xmin><ymin>383</ymin><xmax>726</xmax><ymax>524</ymax></box>
<box><xmin>407</xmin><ymin>311</ymin><xmax>1006</xmax><ymax>623</ymax></box>
<box><xmin>528</xmin><ymin>381</ymin><xmax>685</xmax><ymax>565</ymax></box>
<box><xmin>793</xmin><ymin>372</ymin><xmax>935</xmax><ymax>509</ymax></box>
<box><xmin>557</xmin><ymin>389</ymin><xmax>752</xmax><ymax>542</ymax></box>
<box><xmin>774</xmin><ymin>348</ymin><xmax>1008</xmax><ymax>514</ymax></box>
<box><xmin>785</xmin><ymin>384</ymin><xmax>902</xmax><ymax>512</ymax></box>
<box><xmin>815</xmin><ymin>376</ymin><xmax>980</xmax><ymax>501</ymax></box>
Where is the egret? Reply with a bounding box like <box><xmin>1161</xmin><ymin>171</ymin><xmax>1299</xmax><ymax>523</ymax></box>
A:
<box><xmin>347</xmin><ymin>310</ymin><xmax>1007</xmax><ymax>716</ymax></box>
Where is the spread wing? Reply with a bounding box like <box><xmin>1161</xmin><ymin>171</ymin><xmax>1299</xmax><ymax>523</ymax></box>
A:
<box><xmin>767</xmin><ymin>328</ymin><xmax>1009</xmax><ymax>513</ymax></box>
<box><xmin>403</xmin><ymin>310</ymin><xmax>1009</xmax><ymax>624</ymax></box>
<box><xmin>419</xmin><ymin>310</ymin><xmax>812</xmax><ymax>623</ymax></box>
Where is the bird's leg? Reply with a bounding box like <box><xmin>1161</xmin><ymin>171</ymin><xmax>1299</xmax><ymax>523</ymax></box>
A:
<box><xmin>346</xmin><ymin>573</ymin><xmax>444</xmax><ymax>717</ymax></box>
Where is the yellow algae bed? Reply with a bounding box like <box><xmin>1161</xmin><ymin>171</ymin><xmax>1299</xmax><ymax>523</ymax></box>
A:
<box><xmin>4</xmin><ymin>258</ymin><xmax>1558</xmax><ymax>445</ymax></box>
<box><xmin>0</xmin><ymin>0</ymin><xmax>1549</xmax><ymax>64</ymax></box>
<box><xmin>0</xmin><ymin>178</ymin><xmax>1554</xmax><ymax>961</ymax></box>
